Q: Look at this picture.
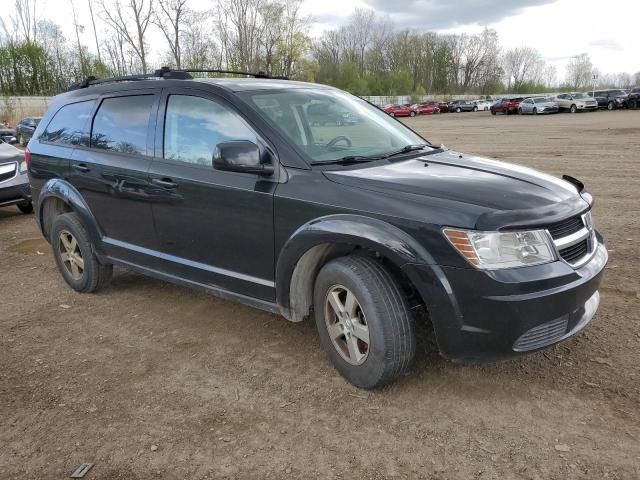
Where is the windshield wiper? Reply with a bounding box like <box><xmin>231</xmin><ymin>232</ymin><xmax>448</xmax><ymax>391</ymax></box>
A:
<box><xmin>310</xmin><ymin>155</ymin><xmax>379</xmax><ymax>166</ymax></box>
<box><xmin>380</xmin><ymin>144</ymin><xmax>430</xmax><ymax>159</ymax></box>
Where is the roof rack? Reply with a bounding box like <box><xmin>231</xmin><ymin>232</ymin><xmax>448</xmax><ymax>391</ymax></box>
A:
<box><xmin>66</xmin><ymin>66</ymin><xmax>288</xmax><ymax>91</ymax></box>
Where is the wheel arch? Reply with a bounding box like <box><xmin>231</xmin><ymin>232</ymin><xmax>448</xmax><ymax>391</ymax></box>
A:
<box><xmin>275</xmin><ymin>214</ymin><xmax>436</xmax><ymax>322</ymax></box>
<box><xmin>37</xmin><ymin>178</ymin><xmax>105</xmax><ymax>256</ymax></box>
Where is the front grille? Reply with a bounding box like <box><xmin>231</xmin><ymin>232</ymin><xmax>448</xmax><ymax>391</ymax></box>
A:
<box><xmin>0</xmin><ymin>162</ymin><xmax>17</xmax><ymax>183</ymax></box>
<box><xmin>513</xmin><ymin>317</ymin><xmax>569</xmax><ymax>351</ymax></box>
<box><xmin>559</xmin><ymin>239</ymin><xmax>588</xmax><ymax>263</ymax></box>
<box><xmin>546</xmin><ymin>215</ymin><xmax>584</xmax><ymax>240</ymax></box>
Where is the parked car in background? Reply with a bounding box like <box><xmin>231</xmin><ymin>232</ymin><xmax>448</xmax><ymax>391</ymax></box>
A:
<box><xmin>490</xmin><ymin>97</ymin><xmax>523</xmax><ymax>115</ymax></box>
<box><xmin>383</xmin><ymin>104</ymin><xmax>416</xmax><ymax>117</ymax></box>
<box><xmin>626</xmin><ymin>87</ymin><xmax>640</xmax><ymax>109</ymax></box>
<box><xmin>16</xmin><ymin>117</ymin><xmax>42</xmax><ymax>145</ymax></box>
<box><xmin>0</xmin><ymin>124</ymin><xmax>17</xmax><ymax>144</ymax></box>
<box><xmin>410</xmin><ymin>103</ymin><xmax>440</xmax><ymax>115</ymax></box>
<box><xmin>473</xmin><ymin>99</ymin><xmax>492</xmax><ymax>111</ymax></box>
<box><xmin>589</xmin><ymin>89</ymin><xmax>628</xmax><ymax>110</ymax></box>
<box><xmin>518</xmin><ymin>97</ymin><xmax>559</xmax><ymax>115</ymax></box>
<box><xmin>0</xmin><ymin>138</ymin><xmax>32</xmax><ymax>213</ymax></box>
<box><xmin>555</xmin><ymin>93</ymin><xmax>598</xmax><ymax>113</ymax></box>
<box><xmin>448</xmin><ymin>100</ymin><xmax>477</xmax><ymax>113</ymax></box>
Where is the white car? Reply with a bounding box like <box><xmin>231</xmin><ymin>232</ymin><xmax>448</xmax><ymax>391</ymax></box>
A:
<box><xmin>555</xmin><ymin>93</ymin><xmax>598</xmax><ymax>113</ymax></box>
<box><xmin>473</xmin><ymin>100</ymin><xmax>492</xmax><ymax>111</ymax></box>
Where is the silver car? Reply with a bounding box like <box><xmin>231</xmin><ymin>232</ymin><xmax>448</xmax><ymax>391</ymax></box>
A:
<box><xmin>518</xmin><ymin>97</ymin><xmax>559</xmax><ymax>115</ymax></box>
<box><xmin>0</xmin><ymin>139</ymin><xmax>32</xmax><ymax>214</ymax></box>
<box><xmin>556</xmin><ymin>92</ymin><xmax>599</xmax><ymax>113</ymax></box>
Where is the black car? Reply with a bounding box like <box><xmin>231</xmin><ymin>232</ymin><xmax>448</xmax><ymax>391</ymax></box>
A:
<box><xmin>589</xmin><ymin>89</ymin><xmax>628</xmax><ymax>110</ymax></box>
<box><xmin>627</xmin><ymin>87</ymin><xmax>640</xmax><ymax>109</ymax></box>
<box><xmin>448</xmin><ymin>100</ymin><xmax>478</xmax><ymax>113</ymax></box>
<box><xmin>26</xmin><ymin>68</ymin><xmax>607</xmax><ymax>389</ymax></box>
<box><xmin>16</xmin><ymin>117</ymin><xmax>42</xmax><ymax>145</ymax></box>
<box><xmin>0</xmin><ymin>124</ymin><xmax>17</xmax><ymax>144</ymax></box>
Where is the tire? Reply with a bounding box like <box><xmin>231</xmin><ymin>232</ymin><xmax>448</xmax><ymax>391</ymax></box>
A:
<box><xmin>313</xmin><ymin>255</ymin><xmax>416</xmax><ymax>389</ymax></box>
<box><xmin>491</xmin><ymin>110</ymin><xmax>496</xmax><ymax>115</ymax></box>
<box><xmin>517</xmin><ymin>107</ymin><xmax>522</xmax><ymax>115</ymax></box>
<box><xmin>455</xmin><ymin>107</ymin><xmax>461</xmax><ymax>113</ymax></box>
<box><xmin>409</xmin><ymin>111</ymin><xmax>416</xmax><ymax>117</ymax></box>
<box><xmin>533</xmin><ymin>108</ymin><xmax>538</xmax><ymax>115</ymax></box>
<box><xmin>630</xmin><ymin>99</ymin><xmax>637</xmax><ymax>110</ymax></box>
<box><xmin>472</xmin><ymin>106</ymin><xmax>478</xmax><ymax>112</ymax></box>
<box><xmin>570</xmin><ymin>104</ymin><xmax>577</xmax><ymax>114</ymax></box>
<box><xmin>17</xmin><ymin>133</ymin><xmax>24</xmax><ymax>146</ymax></box>
<box><xmin>607</xmin><ymin>101</ymin><xmax>614</xmax><ymax>111</ymax></box>
<box><xmin>389</xmin><ymin>112</ymin><xmax>395</xmax><ymax>117</ymax></box>
<box><xmin>17</xmin><ymin>201</ymin><xmax>33</xmax><ymax>214</ymax></box>
<box><xmin>51</xmin><ymin>212</ymin><xmax>113</xmax><ymax>293</ymax></box>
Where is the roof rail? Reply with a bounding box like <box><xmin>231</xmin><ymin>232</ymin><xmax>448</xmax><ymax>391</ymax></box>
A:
<box><xmin>66</xmin><ymin>66</ymin><xmax>287</xmax><ymax>92</ymax></box>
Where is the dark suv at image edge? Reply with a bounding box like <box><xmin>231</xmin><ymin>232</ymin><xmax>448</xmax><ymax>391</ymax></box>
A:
<box><xmin>25</xmin><ymin>70</ymin><xmax>608</xmax><ymax>389</ymax></box>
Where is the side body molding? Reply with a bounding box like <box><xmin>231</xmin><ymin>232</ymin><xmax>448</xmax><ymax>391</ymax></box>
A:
<box><xmin>275</xmin><ymin>214</ymin><xmax>438</xmax><ymax>321</ymax></box>
<box><xmin>37</xmin><ymin>178</ymin><xmax>105</xmax><ymax>257</ymax></box>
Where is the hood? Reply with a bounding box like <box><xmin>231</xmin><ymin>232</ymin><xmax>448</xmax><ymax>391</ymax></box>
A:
<box><xmin>324</xmin><ymin>150</ymin><xmax>591</xmax><ymax>230</ymax></box>
<box><xmin>0</xmin><ymin>142</ymin><xmax>24</xmax><ymax>162</ymax></box>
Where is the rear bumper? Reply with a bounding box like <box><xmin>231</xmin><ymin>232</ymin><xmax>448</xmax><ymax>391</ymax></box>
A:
<box><xmin>403</xmin><ymin>238</ymin><xmax>607</xmax><ymax>362</ymax></box>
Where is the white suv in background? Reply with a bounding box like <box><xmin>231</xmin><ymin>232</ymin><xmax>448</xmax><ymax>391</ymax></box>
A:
<box><xmin>555</xmin><ymin>93</ymin><xmax>598</xmax><ymax>113</ymax></box>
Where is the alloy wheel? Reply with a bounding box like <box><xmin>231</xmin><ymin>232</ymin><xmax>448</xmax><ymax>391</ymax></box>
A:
<box><xmin>324</xmin><ymin>285</ymin><xmax>370</xmax><ymax>365</ymax></box>
<box><xmin>57</xmin><ymin>230</ymin><xmax>85</xmax><ymax>280</ymax></box>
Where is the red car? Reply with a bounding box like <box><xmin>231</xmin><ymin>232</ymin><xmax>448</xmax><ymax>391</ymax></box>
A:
<box><xmin>383</xmin><ymin>105</ymin><xmax>416</xmax><ymax>117</ymax></box>
<box><xmin>411</xmin><ymin>103</ymin><xmax>441</xmax><ymax>115</ymax></box>
<box><xmin>490</xmin><ymin>97</ymin><xmax>524</xmax><ymax>115</ymax></box>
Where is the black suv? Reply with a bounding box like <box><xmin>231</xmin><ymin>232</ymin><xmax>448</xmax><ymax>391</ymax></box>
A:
<box><xmin>627</xmin><ymin>87</ymin><xmax>640</xmax><ymax>109</ymax></box>
<box><xmin>26</xmin><ymin>69</ymin><xmax>607</xmax><ymax>389</ymax></box>
<box><xmin>16</xmin><ymin>117</ymin><xmax>42</xmax><ymax>145</ymax></box>
<box><xmin>589</xmin><ymin>89</ymin><xmax>628</xmax><ymax>110</ymax></box>
<box><xmin>448</xmin><ymin>100</ymin><xmax>478</xmax><ymax>113</ymax></box>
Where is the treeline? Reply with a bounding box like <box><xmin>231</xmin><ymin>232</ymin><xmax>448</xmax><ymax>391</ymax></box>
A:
<box><xmin>0</xmin><ymin>0</ymin><xmax>638</xmax><ymax>96</ymax></box>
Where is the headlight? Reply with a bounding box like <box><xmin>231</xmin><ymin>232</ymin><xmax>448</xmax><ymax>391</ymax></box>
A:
<box><xmin>443</xmin><ymin>228</ymin><xmax>556</xmax><ymax>269</ymax></box>
<box><xmin>19</xmin><ymin>160</ymin><xmax>28</xmax><ymax>173</ymax></box>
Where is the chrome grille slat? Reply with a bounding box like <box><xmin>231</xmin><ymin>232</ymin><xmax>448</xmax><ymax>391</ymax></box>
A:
<box><xmin>544</xmin><ymin>212</ymin><xmax>595</xmax><ymax>267</ymax></box>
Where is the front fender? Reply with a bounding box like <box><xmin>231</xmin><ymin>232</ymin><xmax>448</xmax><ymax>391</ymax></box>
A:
<box><xmin>37</xmin><ymin>178</ymin><xmax>104</xmax><ymax>255</ymax></box>
<box><xmin>275</xmin><ymin>214</ymin><xmax>437</xmax><ymax>319</ymax></box>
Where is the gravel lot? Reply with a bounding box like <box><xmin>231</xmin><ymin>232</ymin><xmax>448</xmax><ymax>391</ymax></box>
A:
<box><xmin>1</xmin><ymin>110</ymin><xmax>639</xmax><ymax>479</ymax></box>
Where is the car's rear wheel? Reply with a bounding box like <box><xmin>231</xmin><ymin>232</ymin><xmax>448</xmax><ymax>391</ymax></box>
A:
<box><xmin>313</xmin><ymin>255</ymin><xmax>416</xmax><ymax>389</ymax></box>
<box><xmin>17</xmin><ymin>201</ymin><xmax>33</xmax><ymax>214</ymax></box>
<box><xmin>630</xmin><ymin>99</ymin><xmax>637</xmax><ymax>110</ymax></box>
<box><xmin>607</xmin><ymin>101</ymin><xmax>614</xmax><ymax>110</ymax></box>
<box><xmin>491</xmin><ymin>110</ymin><xmax>496</xmax><ymax>115</ymax></box>
<box><xmin>17</xmin><ymin>133</ymin><xmax>24</xmax><ymax>146</ymax></box>
<box><xmin>570</xmin><ymin>104</ymin><xmax>577</xmax><ymax>113</ymax></box>
<box><xmin>473</xmin><ymin>106</ymin><xmax>478</xmax><ymax>112</ymax></box>
<box><xmin>51</xmin><ymin>212</ymin><xmax>113</xmax><ymax>293</ymax></box>
<box><xmin>517</xmin><ymin>107</ymin><xmax>522</xmax><ymax>115</ymax></box>
<box><xmin>389</xmin><ymin>112</ymin><xmax>395</xmax><ymax>117</ymax></box>
<box><xmin>455</xmin><ymin>107</ymin><xmax>461</xmax><ymax>113</ymax></box>
<box><xmin>533</xmin><ymin>107</ymin><xmax>538</xmax><ymax>115</ymax></box>
<box><xmin>409</xmin><ymin>111</ymin><xmax>416</xmax><ymax>117</ymax></box>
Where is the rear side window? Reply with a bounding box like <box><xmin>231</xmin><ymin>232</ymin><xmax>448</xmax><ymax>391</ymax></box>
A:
<box><xmin>40</xmin><ymin>101</ymin><xmax>94</xmax><ymax>146</ymax></box>
<box><xmin>163</xmin><ymin>95</ymin><xmax>257</xmax><ymax>166</ymax></box>
<box><xmin>91</xmin><ymin>95</ymin><xmax>154</xmax><ymax>155</ymax></box>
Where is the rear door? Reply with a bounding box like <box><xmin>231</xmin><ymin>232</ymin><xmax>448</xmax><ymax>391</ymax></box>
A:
<box><xmin>147</xmin><ymin>88</ymin><xmax>277</xmax><ymax>300</ymax></box>
<box><xmin>68</xmin><ymin>90</ymin><xmax>160</xmax><ymax>262</ymax></box>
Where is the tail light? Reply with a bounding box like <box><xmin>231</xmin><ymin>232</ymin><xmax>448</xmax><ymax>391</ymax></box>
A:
<box><xmin>24</xmin><ymin>148</ymin><xmax>31</xmax><ymax>166</ymax></box>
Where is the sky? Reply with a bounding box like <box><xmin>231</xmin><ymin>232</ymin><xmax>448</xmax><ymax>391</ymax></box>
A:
<box><xmin>22</xmin><ymin>0</ymin><xmax>640</xmax><ymax>80</ymax></box>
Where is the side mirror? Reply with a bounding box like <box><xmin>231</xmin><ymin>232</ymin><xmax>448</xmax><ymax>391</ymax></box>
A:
<box><xmin>213</xmin><ymin>140</ymin><xmax>274</xmax><ymax>176</ymax></box>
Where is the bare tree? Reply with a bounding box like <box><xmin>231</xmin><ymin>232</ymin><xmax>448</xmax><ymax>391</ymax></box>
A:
<box><xmin>12</xmin><ymin>0</ymin><xmax>38</xmax><ymax>42</ymax></box>
<box><xmin>101</xmin><ymin>0</ymin><xmax>153</xmax><ymax>73</ymax></box>
<box><xmin>69</xmin><ymin>0</ymin><xmax>87</xmax><ymax>76</ymax></box>
<box><xmin>565</xmin><ymin>53</ymin><xmax>593</xmax><ymax>90</ymax></box>
<box><xmin>502</xmin><ymin>46</ymin><xmax>544</xmax><ymax>89</ymax></box>
<box><xmin>153</xmin><ymin>0</ymin><xmax>187</xmax><ymax>69</ymax></box>
<box><xmin>87</xmin><ymin>0</ymin><xmax>102</xmax><ymax>63</ymax></box>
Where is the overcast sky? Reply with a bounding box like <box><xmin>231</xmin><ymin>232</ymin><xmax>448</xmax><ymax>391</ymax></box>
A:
<box><xmin>33</xmin><ymin>0</ymin><xmax>640</xmax><ymax>79</ymax></box>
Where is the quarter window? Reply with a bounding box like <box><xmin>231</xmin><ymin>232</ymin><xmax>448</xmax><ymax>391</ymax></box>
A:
<box><xmin>91</xmin><ymin>95</ymin><xmax>154</xmax><ymax>155</ymax></box>
<box><xmin>40</xmin><ymin>101</ymin><xmax>95</xmax><ymax>146</ymax></box>
<box><xmin>163</xmin><ymin>95</ymin><xmax>257</xmax><ymax>166</ymax></box>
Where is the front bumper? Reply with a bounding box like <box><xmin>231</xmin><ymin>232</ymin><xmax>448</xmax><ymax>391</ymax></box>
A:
<box><xmin>0</xmin><ymin>167</ymin><xmax>32</xmax><ymax>207</ymax></box>
<box><xmin>403</xmin><ymin>238</ymin><xmax>607</xmax><ymax>362</ymax></box>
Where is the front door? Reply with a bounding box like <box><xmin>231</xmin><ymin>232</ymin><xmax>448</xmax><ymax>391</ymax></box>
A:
<box><xmin>148</xmin><ymin>90</ymin><xmax>277</xmax><ymax>301</ymax></box>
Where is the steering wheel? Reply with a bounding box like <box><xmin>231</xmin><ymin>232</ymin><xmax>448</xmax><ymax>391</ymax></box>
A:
<box><xmin>326</xmin><ymin>135</ymin><xmax>352</xmax><ymax>148</ymax></box>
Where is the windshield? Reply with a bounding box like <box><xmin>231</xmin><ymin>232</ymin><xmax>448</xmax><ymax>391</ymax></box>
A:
<box><xmin>572</xmin><ymin>93</ymin><xmax>588</xmax><ymax>99</ymax></box>
<box><xmin>245</xmin><ymin>89</ymin><xmax>426</xmax><ymax>163</ymax></box>
<box><xmin>534</xmin><ymin>97</ymin><xmax>553</xmax><ymax>103</ymax></box>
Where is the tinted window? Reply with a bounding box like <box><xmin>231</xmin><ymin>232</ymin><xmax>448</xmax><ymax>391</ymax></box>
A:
<box><xmin>164</xmin><ymin>95</ymin><xmax>258</xmax><ymax>166</ymax></box>
<box><xmin>91</xmin><ymin>95</ymin><xmax>154</xmax><ymax>155</ymax></box>
<box><xmin>40</xmin><ymin>101</ymin><xmax>94</xmax><ymax>146</ymax></box>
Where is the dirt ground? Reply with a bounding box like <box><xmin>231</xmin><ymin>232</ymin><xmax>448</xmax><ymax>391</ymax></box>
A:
<box><xmin>1</xmin><ymin>110</ymin><xmax>639</xmax><ymax>479</ymax></box>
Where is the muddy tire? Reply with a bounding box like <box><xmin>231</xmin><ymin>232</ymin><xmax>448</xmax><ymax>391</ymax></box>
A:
<box><xmin>51</xmin><ymin>212</ymin><xmax>112</xmax><ymax>293</ymax></box>
<box><xmin>313</xmin><ymin>255</ymin><xmax>416</xmax><ymax>389</ymax></box>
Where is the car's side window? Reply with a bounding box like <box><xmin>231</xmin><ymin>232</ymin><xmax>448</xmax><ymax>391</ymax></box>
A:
<box><xmin>163</xmin><ymin>94</ymin><xmax>258</xmax><ymax>166</ymax></box>
<box><xmin>40</xmin><ymin>101</ymin><xmax>95</xmax><ymax>146</ymax></box>
<box><xmin>91</xmin><ymin>95</ymin><xmax>155</xmax><ymax>155</ymax></box>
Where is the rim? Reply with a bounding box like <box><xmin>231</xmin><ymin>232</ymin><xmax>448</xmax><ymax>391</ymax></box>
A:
<box><xmin>57</xmin><ymin>230</ymin><xmax>85</xmax><ymax>280</ymax></box>
<box><xmin>324</xmin><ymin>285</ymin><xmax>370</xmax><ymax>365</ymax></box>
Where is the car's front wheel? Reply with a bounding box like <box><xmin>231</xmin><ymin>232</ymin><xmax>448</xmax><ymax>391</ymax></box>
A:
<box><xmin>607</xmin><ymin>101</ymin><xmax>614</xmax><ymax>110</ymax></box>
<box><xmin>455</xmin><ymin>107</ymin><xmax>461</xmax><ymax>113</ymax></box>
<box><xmin>409</xmin><ymin>111</ymin><xmax>416</xmax><ymax>117</ymax></box>
<box><xmin>570</xmin><ymin>104</ymin><xmax>577</xmax><ymax>113</ymax></box>
<box><xmin>51</xmin><ymin>212</ymin><xmax>113</xmax><ymax>293</ymax></box>
<box><xmin>313</xmin><ymin>255</ymin><xmax>416</xmax><ymax>389</ymax></box>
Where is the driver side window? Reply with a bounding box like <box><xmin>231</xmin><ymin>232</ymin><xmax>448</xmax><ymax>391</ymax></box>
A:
<box><xmin>164</xmin><ymin>95</ymin><xmax>258</xmax><ymax>166</ymax></box>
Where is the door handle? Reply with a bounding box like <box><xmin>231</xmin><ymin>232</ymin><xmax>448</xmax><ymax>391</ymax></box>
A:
<box><xmin>72</xmin><ymin>163</ymin><xmax>90</xmax><ymax>173</ymax></box>
<box><xmin>152</xmin><ymin>178</ymin><xmax>177</xmax><ymax>189</ymax></box>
